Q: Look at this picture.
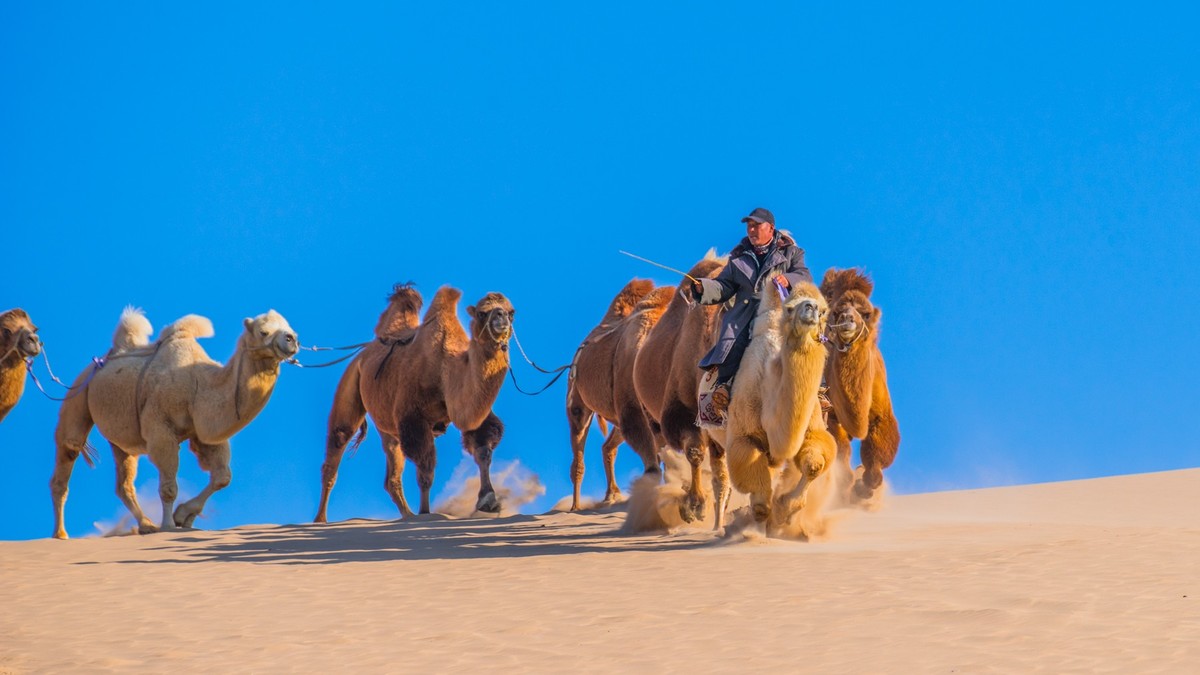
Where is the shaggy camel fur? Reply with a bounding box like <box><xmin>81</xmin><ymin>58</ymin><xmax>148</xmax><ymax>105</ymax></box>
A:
<box><xmin>566</xmin><ymin>279</ymin><xmax>674</xmax><ymax>511</ymax></box>
<box><xmin>316</xmin><ymin>284</ymin><xmax>514</xmax><ymax>522</ymax></box>
<box><xmin>723</xmin><ymin>279</ymin><xmax>836</xmax><ymax>531</ymax></box>
<box><xmin>0</xmin><ymin>309</ymin><xmax>42</xmax><ymax>423</ymax></box>
<box><xmin>51</xmin><ymin>308</ymin><xmax>299</xmax><ymax>539</ymax></box>
<box><xmin>632</xmin><ymin>251</ymin><xmax>732</xmax><ymax>526</ymax></box>
<box><xmin>821</xmin><ymin>268</ymin><xmax>901</xmax><ymax>501</ymax></box>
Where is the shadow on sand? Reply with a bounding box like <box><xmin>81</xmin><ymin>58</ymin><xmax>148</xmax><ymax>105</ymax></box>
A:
<box><xmin>93</xmin><ymin>507</ymin><xmax>718</xmax><ymax>566</ymax></box>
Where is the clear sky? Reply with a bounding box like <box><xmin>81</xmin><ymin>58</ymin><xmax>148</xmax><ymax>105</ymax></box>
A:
<box><xmin>3</xmin><ymin>2</ymin><xmax>1198</xmax><ymax>541</ymax></box>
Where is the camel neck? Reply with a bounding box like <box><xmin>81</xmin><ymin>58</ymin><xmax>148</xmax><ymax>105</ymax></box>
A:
<box><xmin>444</xmin><ymin>338</ymin><xmax>508</xmax><ymax>431</ymax></box>
<box><xmin>196</xmin><ymin>346</ymin><xmax>280</xmax><ymax>442</ymax></box>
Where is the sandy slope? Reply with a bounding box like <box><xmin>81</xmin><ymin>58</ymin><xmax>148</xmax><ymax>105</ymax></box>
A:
<box><xmin>2</xmin><ymin>469</ymin><xmax>1197</xmax><ymax>673</ymax></box>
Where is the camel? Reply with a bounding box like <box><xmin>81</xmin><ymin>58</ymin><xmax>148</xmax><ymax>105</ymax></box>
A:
<box><xmin>51</xmin><ymin>307</ymin><xmax>299</xmax><ymax>539</ymax></box>
<box><xmin>723</xmin><ymin>278</ymin><xmax>836</xmax><ymax>532</ymax></box>
<box><xmin>315</xmin><ymin>284</ymin><xmax>514</xmax><ymax>522</ymax></box>
<box><xmin>0</xmin><ymin>309</ymin><xmax>42</xmax><ymax>423</ymax></box>
<box><xmin>821</xmin><ymin>268</ymin><xmax>901</xmax><ymax>501</ymax></box>
<box><xmin>632</xmin><ymin>251</ymin><xmax>732</xmax><ymax>526</ymax></box>
<box><xmin>566</xmin><ymin>279</ymin><xmax>675</xmax><ymax>511</ymax></box>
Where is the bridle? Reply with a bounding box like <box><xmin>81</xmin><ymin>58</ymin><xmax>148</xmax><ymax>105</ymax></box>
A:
<box><xmin>826</xmin><ymin>317</ymin><xmax>869</xmax><ymax>353</ymax></box>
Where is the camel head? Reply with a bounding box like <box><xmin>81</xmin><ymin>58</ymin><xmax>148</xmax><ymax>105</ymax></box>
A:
<box><xmin>467</xmin><ymin>293</ymin><xmax>514</xmax><ymax>350</ymax></box>
<box><xmin>821</xmin><ymin>268</ymin><xmax>878</xmax><ymax>347</ymax></box>
<box><xmin>240</xmin><ymin>310</ymin><xmax>299</xmax><ymax>361</ymax></box>
<box><xmin>0</xmin><ymin>308</ymin><xmax>42</xmax><ymax>361</ymax></box>
<box><xmin>828</xmin><ymin>291</ymin><xmax>879</xmax><ymax>346</ymax></box>
<box><xmin>763</xmin><ymin>279</ymin><xmax>827</xmax><ymax>343</ymax></box>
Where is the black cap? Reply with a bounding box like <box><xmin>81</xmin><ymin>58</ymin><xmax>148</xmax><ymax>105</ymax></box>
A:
<box><xmin>741</xmin><ymin>207</ymin><xmax>775</xmax><ymax>226</ymax></box>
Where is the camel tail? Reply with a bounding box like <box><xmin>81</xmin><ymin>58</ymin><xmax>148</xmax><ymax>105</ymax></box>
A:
<box><xmin>159</xmin><ymin>314</ymin><xmax>215</xmax><ymax>342</ymax></box>
<box><xmin>112</xmin><ymin>306</ymin><xmax>153</xmax><ymax>351</ymax></box>
<box><xmin>347</xmin><ymin>420</ymin><xmax>369</xmax><ymax>456</ymax></box>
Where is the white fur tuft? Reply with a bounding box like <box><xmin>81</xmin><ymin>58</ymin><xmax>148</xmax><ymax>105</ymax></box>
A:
<box><xmin>112</xmin><ymin>306</ymin><xmax>154</xmax><ymax>351</ymax></box>
<box><xmin>159</xmin><ymin>314</ymin><xmax>215</xmax><ymax>342</ymax></box>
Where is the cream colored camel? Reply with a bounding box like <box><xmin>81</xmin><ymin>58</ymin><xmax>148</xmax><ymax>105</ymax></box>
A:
<box><xmin>316</xmin><ymin>284</ymin><xmax>514</xmax><ymax>522</ymax></box>
<box><xmin>821</xmin><ymin>268</ymin><xmax>901</xmax><ymax>501</ymax></box>
<box><xmin>566</xmin><ymin>280</ymin><xmax>674</xmax><ymax>510</ymax></box>
<box><xmin>0</xmin><ymin>309</ymin><xmax>42</xmax><ymax>423</ymax></box>
<box><xmin>51</xmin><ymin>308</ymin><xmax>299</xmax><ymax>539</ymax></box>
<box><xmin>632</xmin><ymin>251</ymin><xmax>732</xmax><ymax>527</ymax></box>
<box><xmin>723</xmin><ymin>279</ymin><xmax>836</xmax><ymax>531</ymax></box>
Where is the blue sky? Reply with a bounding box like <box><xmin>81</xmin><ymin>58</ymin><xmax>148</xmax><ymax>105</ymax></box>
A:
<box><xmin>3</xmin><ymin>2</ymin><xmax>1197</xmax><ymax>541</ymax></box>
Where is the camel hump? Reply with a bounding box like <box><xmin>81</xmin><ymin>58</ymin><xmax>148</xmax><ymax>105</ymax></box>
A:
<box><xmin>820</xmin><ymin>267</ymin><xmax>873</xmax><ymax>302</ymax></box>
<box><xmin>605</xmin><ymin>278</ymin><xmax>655</xmax><ymax>320</ymax></box>
<box><xmin>111</xmin><ymin>306</ymin><xmax>154</xmax><ymax>350</ymax></box>
<box><xmin>375</xmin><ymin>282</ymin><xmax>424</xmax><ymax>339</ymax></box>
<box><xmin>423</xmin><ymin>286</ymin><xmax>463</xmax><ymax>323</ymax></box>
<box><xmin>159</xmin><ymin>314</ymin><xmax>215</xmax><ymax>342</ymax></box>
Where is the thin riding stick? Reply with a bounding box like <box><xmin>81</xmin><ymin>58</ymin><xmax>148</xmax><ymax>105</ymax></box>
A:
<box><xmin>618</xmin><ymin>250</ymin><xmax>700</xmax><ymax>284</ymax></box>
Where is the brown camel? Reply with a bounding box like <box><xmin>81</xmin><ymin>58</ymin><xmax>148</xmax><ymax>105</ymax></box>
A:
<box><xmin>821</xmin><ymin>268</ymin><xmax>901</xmax><ymax>501</ymax></box>
<box><xmin>315</xmin><ymin>284</ymin><xmax>514</xmax><ymax>522</ymax></box>
<box><xmin>632</xmin><ymin>251</ymin><xmax>732</xmax><ymax>526</ymax></box>
<box><xmin>724</xmin><ymin>279</ymin><xmax>836</xmax><ymax>532</ymax></box>
<box><xmin>0</xmin><ymin>309</ymin><xmax>42</xmax><ymax>423</ymax></box>
<box><xmin>51</xmin><ymin>308</ymin><xmax>299</xmax><ymax>539</ymax></box>
<box><xmin>566</xmin><ymin>279</ymin><xmax>675</xmax><ymax>511</ymax></box>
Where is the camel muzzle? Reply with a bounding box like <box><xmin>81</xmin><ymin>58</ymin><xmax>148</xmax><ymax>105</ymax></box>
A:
<box><xmin>19</xmin><ymin>332</ymin><xmax>42</xmax><ymax>358</ymax></box>
<box><xmin>795</xmin><ymin>300</ymin><xmax>820</xmax><ymax>326</ymax></box>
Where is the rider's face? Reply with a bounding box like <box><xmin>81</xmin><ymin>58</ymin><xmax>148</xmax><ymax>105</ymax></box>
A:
<box><xmin>746</xmin><ymin>219</ymin><xmax>774</xmax><ymax>247</ymax></box>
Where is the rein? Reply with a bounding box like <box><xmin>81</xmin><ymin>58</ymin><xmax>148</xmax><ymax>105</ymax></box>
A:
<box><xmin>284</xmin><ymin>341</ymin><xmax>370</xmax><ymax>370</ymax></box>
<box><xmin>505</xmin><ymin>324</ymin><xmax>574</xmax><ymax>396</ymax></box>
<box><xmin>25</xmin><ymin>355</ymin><xmax>106</xmax><ymax>402</ymax></box>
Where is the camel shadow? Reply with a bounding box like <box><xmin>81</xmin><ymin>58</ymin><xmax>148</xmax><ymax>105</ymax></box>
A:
<box><xmin>95</xmin><ymin>509</ymin><xmax>718</xmax><ymax>566</ymax></box>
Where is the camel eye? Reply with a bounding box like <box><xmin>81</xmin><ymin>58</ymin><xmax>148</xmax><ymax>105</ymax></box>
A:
<box><xmin>260</xmin><ymin>330</ymin><xmax>269</xmax><ymax>337</ymax></box>
<box><xmin>2</xmin><ymin>329</ymin><xmax>9</xmax><ymax>339</ymax></box>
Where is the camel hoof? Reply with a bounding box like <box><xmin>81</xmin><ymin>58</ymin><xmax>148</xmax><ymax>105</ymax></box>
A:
<box><xmin>853</xmin><ymin>480</ymin><xmax>875</xmax><ymax>501</ymax></box>
<box><xmin>752</xmin><ymin>503</ymin><xmax>770</xmax><ymax>524</ymax></box>
<box><xmin>53</xmin><ymin>530</ymin><xmax>68</xmax><ymax>540</ymax></box>
<box><xmin>679</xmin><ymin>494</ymin><xmax>706</xmax><ymax>523</ymax></box>
<box><xmin>476</xmin><ymin>492</ymin><xmax>501</xmax><ymax>514</ymax></box>
<box><xmin>137</xmin><ymin>523</ymin><xmax>159</xmax><ymax>535</ymax></box>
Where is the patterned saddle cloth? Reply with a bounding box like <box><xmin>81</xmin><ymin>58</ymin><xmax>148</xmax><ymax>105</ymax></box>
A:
<box><xmin>696</xmin><ymin>368</ymin><xmax>726</xmax><ymax>430</ymax></box>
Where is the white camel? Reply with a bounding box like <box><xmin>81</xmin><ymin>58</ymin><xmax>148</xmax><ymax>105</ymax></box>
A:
<box><xmin>50</xmin><ymin>307</ymin><xmax>298</xmax><ymax>539</ymax></box>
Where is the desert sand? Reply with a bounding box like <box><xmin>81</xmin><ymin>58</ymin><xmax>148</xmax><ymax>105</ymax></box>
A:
<box><xmin>2</xmin><ymin>468</ymin><xmax>1197</xmax><ymax>673</ymax></box>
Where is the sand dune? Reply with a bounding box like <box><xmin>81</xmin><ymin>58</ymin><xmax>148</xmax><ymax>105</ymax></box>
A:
<box><xmin>2</xmin><ymin>469</ymin><xmax>1196</xmax><ymax>673</ymax></box>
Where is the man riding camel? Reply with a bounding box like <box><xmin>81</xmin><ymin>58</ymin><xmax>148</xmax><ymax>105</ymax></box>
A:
<box><xmin>690</xmin><ymin>207</ymin><xmax>813</xmax><ymax>427</ymax></box>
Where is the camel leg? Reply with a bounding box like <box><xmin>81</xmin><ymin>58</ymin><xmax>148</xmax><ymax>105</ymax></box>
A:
<box><xmin>147</xmin><ymin>437</ymin><xmax>181</xmax><ymax>533</ymax></box>
<box><xmin>600</xmin><ymin>424</ymin><xmax>624</xmax><ymax>504</ymax></box>
<box><xmin>463</xmin><ymin>412</ymin><xmax>504</xmax><ymax>514</ymax></box>
<box><xmin>112</xmin><ymin>444</ymin><xmax>155</xmax><ymax>534</ymax></box>
<box><xmin>707</xmin><ymin>436</ymin><xmax>732</xmax><ymax>530</ymax></box>
<box><xmin>173</xmin><ymin>440</ymin><xmax>232</xmax><ymax>528</ymax></box>
<box><xmin>679</xmin><ymin>442</ymin><xmax>707</xmax><ymax>524</ymax></box>
<box><xmin>726</xmin><ymin>434</ymin><xmax>773</xmax><ymax>526</ymax></box>
<box><xmin>316</xmin><ymin>363</ymin><xmax>367</xmax><ymax>523</ymax></box>
<box><xmin>617</xmin><ymin>403</ymin><xmax>661</xmax><ymax>477</ymax></box>
<box><xmin>566</xmin><ymin>390</ymin><xmax>593</xmax><ymax>511</ymax></box>
<box><xmin>776</xmin><ymin>426</ymin><xmax>838</xmax><ymax>518</ymax></box>
<box><xmin>829</xmin><ymin>417</ymin><xmax>855</xmax><ymax>498</ymax></box>
<box><xmin>50</xmin><ymin>399</ymin><xmax>96</xmax><ymax>540</ymax></box>
<box><xmin>399</xmin><ymin>417</ymin><xmax>437</xmax><ymax>515</ymax></box>
<box><xmin>381</xmin><ymin>432</ymin><xmax>415</xmax><ymax>519</ymax></box>
<box><xmin>856</xmin><ymin>412</ymin><xmax>900</xmax><ymax>501</ymax></box>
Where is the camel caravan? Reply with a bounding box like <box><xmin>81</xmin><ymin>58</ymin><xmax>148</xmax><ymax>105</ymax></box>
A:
<box><xmin>7</xmin><ymin>208</ymin><xmax>899</xmax><ymax>541</ymax></box>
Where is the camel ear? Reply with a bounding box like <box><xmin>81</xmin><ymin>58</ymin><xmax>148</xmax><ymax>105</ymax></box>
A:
<box><xmin>243</xmin><ymin>317</ymin><xmax>253</xmax><ymax>332</ymax></box>
<box><xmin>466</xmin><ymin>305</ymin><xmax>477</xmax><ymax>319</ymax></box>
<box><xmin>867</xmin><ymin>307</ymin><xmax>882</xmax><ymax>327</ymax></box>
